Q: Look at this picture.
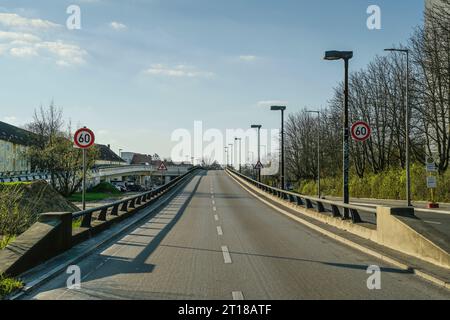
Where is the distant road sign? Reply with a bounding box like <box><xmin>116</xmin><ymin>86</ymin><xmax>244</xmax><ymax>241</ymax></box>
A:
<box><xmin>74</xmin><ymin>127</ymin><xmax>95</xmax><ymax>149</ymax></box>
<box><xmin>254</xmin><ymin>161</ymin><xmax>264</xmax><ymax>170</ymax></box>
<box><xmin>426</xmin><ymin>163</ymin><xmax>437</xmax><ymax>173</ymax></box>
<box><xmin>427</xmin><ymin>176</ymin><xmax>437</xmax><ymax>189</ymax></box>
<box><xmin>351</xmin><ymin>121</ymin><xmax>371</xmax><ymax>142</ymax></box>
<box><xmin>158</xmin><ymin>162</ymin><xmax>168</xmax><ymax>171</ymax></box>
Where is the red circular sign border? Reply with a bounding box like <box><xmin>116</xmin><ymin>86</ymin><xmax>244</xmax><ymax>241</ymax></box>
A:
<box><xmin>74</xmin><ymin>128</ymin><xmax>95</xmax><ymax>149</ymax></box>
<box><xmin>351</xmin><ymin>121</ymin><xmax>371</xmax><ymax>142</ymax></box>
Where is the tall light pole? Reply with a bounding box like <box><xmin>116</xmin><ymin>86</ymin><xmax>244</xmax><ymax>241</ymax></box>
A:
<box><xmin>228</xmin><ymin>143</ymin><xmax>233</xmax><ymax>169</ymax></box>
<box><xmin>385</xmin><ymin>48</ymin><xmax>411</xmax><ymax>207</ymax></box>
<box><xmin>251</xmin><ymin>125</ymin><xmax>262</xmax><ymax>182</ymax></box>
<box><xmin>224</xmin><ymin>146</ymin><xmax>229</xmax><ymax>167</ymax></box>
<box><xmin>324</xmin><ymin>50</ymin><xmax>353</xmax><ymax>219</ymax></box>
<box><xmin>307</xmin><ymin>110</ymin><xmax>321</xmax><ymax>198</ymax></box>
<box><xmin>271</xmin><ymin>106</ymin><xmax>287</xmax><ymax>190</ymax></box>
<box><xmin>235</xmin><ymin>137</ymin><xmax>242</xmax><ymax>173</ymax></box>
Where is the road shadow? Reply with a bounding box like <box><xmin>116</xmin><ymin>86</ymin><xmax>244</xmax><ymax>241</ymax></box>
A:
<box><xmin>158</xmin><ymin>244</ymin><xmax>411</xmax><ymax>275</ymax></box>
<box><xmin>63</xmin><ymin>171</ymin><xmax>206</xmax><ymax>285</ymax></box>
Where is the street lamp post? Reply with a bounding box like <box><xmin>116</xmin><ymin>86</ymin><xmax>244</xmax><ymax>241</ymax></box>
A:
<box><xmin>251</xmin><ymin>125</ymin><xmax>262</xmax><ymax>182</ymax></box>
<box><xmin>228</xmin><ymin>144</ymin><xmax>233</xmax><ymax>169</ymax></box>
<box><xmin>235</xmin><ymin>137</ymin><xmax>242</xmax><ymax>173</ymax></box>
<box><xmin>324</xmin><ymin>50</ymin><xmax>353</xmax><ymax>219</ymax></box>
<box><xmin>224</xmin><ymin>146</ymin><xmax>229</xmax><ymax>167</ymax></box>
<box><xmin>385</xmin><ymin>48</ymin><xmax>411</xmax><ymax>207</ymax></box>
<box><xmin>270</xmin><ymin>106</ymin><xmax>287</xmax><ymax>190</ymax></box>
<box><xmin>307</xmin><ymin>110</ymin><xmax>321</xmax><ymax>198</ymax></box>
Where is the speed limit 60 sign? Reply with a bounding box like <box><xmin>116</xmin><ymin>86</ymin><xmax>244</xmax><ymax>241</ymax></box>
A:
<box><xmin>74</xmin><ymin>127</ymin><xmax>95</xmax><ymax>149</ymax></box>
<box><xmin>351</xmin><ymin>121</ymin><xmax>371</xmax><ymax>142</ymax></box>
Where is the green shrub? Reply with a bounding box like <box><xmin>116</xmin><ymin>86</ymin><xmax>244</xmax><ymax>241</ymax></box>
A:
<box><xmin>297</xmin><ymin>164</ymin><xmax>449</xmax><ymax>202</ymax></box>
<box><xmin>0</xmin><ymin>273</ymin><xmax>23</xmax><ymax>299</ymax></box>
<box><xmin>87</xmin><ymin>182</ymin><xmax>120</xmax><ymax>194</ymax></box>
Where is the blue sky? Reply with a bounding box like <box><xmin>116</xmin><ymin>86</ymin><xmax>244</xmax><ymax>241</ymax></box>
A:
<box><xmin>0</xmin><ymin>0</ymin><xmax>425</xmax><ymax>158</ymax></box>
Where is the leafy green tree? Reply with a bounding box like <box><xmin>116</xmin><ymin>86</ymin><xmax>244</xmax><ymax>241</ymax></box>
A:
<box><xmin>25</xmin><ymin>103</ymin><xmax>99</xmax><ymax>197</ymax></box>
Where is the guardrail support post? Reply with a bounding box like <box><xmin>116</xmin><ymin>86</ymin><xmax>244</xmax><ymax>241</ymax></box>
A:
<box><xmin>317</xmin><ymin>201</ymin><xmax>325</xmax><ymax>213</ymax></box>
<box><xmin>111</xmin><ymin>204</ymin><xmax>119</xmax><ymax>216</ymax></box>
<box><xmin>331</xmin><ymin>205</ymin><xmax>341</xmax><ymax>218</ymax></box>
<box><xmin>81</xmin><ymin>212</ymin><xmax>93</xmax><ymax>228</ymax></box>
<box><xmin>350</xmin><ymin>209</ymin><xmax>363</xmax><ymax>223</ymax></box>
<box><xmin>98</xmin><ymin>208</ymin><xmax>108</xmax><ymax>221</ymax></box>
<box><xmin>120</xmin><ymin>201</ymin><xmax>128</xmax><ymax>212</ymax></box>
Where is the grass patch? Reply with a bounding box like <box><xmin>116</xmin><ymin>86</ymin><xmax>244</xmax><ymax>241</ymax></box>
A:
<box><xmin>0</xmin><ymin>274</ymin><xmax>23</xmax><ymax>299</ymax></box>
<box><xmin>0</xmin><ymin>236</ymin><xmax>15</xmax><ymax>250</ymax></box>
<box><xmin>72</xmin><ymin>218</ymin><xmax>82</xmax><ymax>229</ymax></box>
<box><xmin>0</xmin><ymin>182</ymin><xmax>32</xmax><ymax>186</ymax></box>
<box><xmin>67</xmin><ymin>192</ymin><xmax>121</xmax><ymax>202</ymax></box>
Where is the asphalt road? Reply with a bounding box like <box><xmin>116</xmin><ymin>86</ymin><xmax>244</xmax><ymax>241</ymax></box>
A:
<box><xmin>22</xmin><ymin>170</ymin><xmax>450</xmax><ymax>300</ymax></box>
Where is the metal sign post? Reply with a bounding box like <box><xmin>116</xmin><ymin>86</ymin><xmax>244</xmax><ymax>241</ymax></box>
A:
<box><xmin>74</xmin><ymin>127</ymin><xmax>95</xmax><ymax>211</ymax></box>
<box><xmin>82</xmin><ymin>148</ymin><xmax>86</xmax><ymax>210</ymax></box>
<box><xmin>426</xmin><ymin>158</ymin><xmax>439</xmax><ymax>208</ymax></box>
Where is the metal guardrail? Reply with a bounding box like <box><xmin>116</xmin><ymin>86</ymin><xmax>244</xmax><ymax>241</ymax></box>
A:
<box><xmin>72</xmin><ymin>166</ymin><xmax>201</xmax><ymax>229</ymax></box>
<box><xmin>227</xmin><ymin>168</ymin><xmax>377</xmax><ymax>223</ymax></box>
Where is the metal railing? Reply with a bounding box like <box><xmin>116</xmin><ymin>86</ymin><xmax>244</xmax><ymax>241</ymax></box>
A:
<box><xmin>72</xmin><ymin>166</ymin><xmax>201</xmax><ymax>229</ymax></box>
<box><xmin>227</xmin><ymin>168</ymin><xmax>377</xmax><ymax>224</ymax></box>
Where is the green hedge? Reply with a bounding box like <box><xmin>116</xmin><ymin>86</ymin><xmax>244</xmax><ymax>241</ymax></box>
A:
<box><xmin>87</xmin><ymin>182</ymin><xmax>120</xmax><ymax>194</ymax></box>
<box><xmin>298</xmin><ymin>164</ymin><xmax>450</xmax><ymax>202</ymax></box>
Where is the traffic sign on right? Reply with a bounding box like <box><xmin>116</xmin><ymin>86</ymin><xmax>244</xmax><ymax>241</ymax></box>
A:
<box><xmin>351</xmin><ymin>121</ymin><xmax>371</xmax><ymax>142</ymax></box>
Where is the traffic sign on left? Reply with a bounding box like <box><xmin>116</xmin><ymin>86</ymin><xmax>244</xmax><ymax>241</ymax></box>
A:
<box><xmin>74</xmin><ymin>127</ymin><xmax>95</xmax><ymax>149</ymax></box>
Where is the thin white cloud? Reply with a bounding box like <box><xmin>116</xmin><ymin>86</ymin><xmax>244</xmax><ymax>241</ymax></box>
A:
<box><xmin>144</xmin><ymin>64</ymin><xmax>214</xmax><ymax>78</ymax></box>
<box><xmin>10</xmin><ymin>46</ymin><xmax>38</xmax><ymax>57</ymax></box>
<box><xmin>0</xmin><ymin>13</ymin><xmax>87</xmax><ymax>67</ymax></box>
<box><xmin>110</xmin><ymin>21</ymin><xmax>127</xmax><ymax>31</ymax></box>
<box><xmin>0</xmin><ymin>30</ymin><xmax>41</xmax><ymax>42</ymax></box>
<box><xmin>36</xmin><ymin>41</ymin><xmax>87</xmax><ymax>66</ymax></box>
<box><xmin>239</xmin><ymin>55</ymin><xmax>258</xmax><ymax>62</ymax></box>
<box><xmin>257</xmin><ymin>100</ymin><xmax>289</xmax><ymax>107</ymax></box>
<box><xmin>0</xmin><ymin>13</ymin><xmax>60</xmax><ymax>30</ymax></box>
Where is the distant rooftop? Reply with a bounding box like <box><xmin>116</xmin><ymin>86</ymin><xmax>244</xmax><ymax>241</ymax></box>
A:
<box><xmin>96</xmin><ymin>144</ymin><xmax>126</xmax><ymax>163</ymax></box>
<box><xmin>0</xmin><ymin>121</ymin><xmax>36</xmax><ymax>146</ymax></box>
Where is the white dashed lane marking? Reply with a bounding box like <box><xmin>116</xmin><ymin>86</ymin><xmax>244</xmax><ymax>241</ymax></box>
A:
<box><xmin>217</xmin><ymin>226</ymin><xmax>223</xmax><ymax>236</ymax></box>
<box><xmin>232</xmin><ymin>291</ymin><xmax>244</xmax><ymax>300</ymax></box>
<box><xmin>221</xmin><ymin>246</ymin><xmax>232</xmax><ymax>264</ymax></box>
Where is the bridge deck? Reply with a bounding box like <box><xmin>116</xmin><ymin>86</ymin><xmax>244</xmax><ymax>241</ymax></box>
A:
<box><xmin>21</xmin><ymin>170</ymin><xmax>450</xmax><ymax>300</ymax></box>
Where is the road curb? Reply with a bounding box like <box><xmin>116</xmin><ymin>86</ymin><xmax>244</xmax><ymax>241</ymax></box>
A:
<box><xmin>8</xmin><ymin>171</ymin><xmax>199</xmax><ymax>300</ymax></box>
<box><xmin>226</xmin><ymin>170</ymin><xmax>450</xmax><ymax>291</ymax></box>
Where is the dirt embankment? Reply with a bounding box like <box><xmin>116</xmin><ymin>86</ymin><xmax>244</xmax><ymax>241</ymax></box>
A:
<box><xmin>0</xmin><ymin>180</ymin><xmax>79</xmax><ymax>220</ymax></box>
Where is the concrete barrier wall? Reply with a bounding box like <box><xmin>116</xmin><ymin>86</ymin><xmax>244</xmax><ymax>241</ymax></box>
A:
<box><xmin>0</xmin><ymin>212</ymin><xmax>72</xmax><ymax>277</ymax></box>
<box><xmin>377</xmin><ymin>207</ymin><xmax>450</xmax><ymax>269</ymax></box>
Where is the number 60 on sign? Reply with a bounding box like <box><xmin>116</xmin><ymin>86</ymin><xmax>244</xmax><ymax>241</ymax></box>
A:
<box><xmin>74</xmin><ymin>127</ymin><xmax>95</xmax><ymax>149</ymax></box>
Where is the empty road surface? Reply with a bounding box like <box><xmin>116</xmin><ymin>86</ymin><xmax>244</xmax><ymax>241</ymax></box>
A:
<box><xmin>22</xmin><ymin>170</ymin><xmax>450</xmax><ymax>300</ymax></box>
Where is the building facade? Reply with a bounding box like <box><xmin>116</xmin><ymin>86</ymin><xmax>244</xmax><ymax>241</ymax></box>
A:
<box><xmin>0</xmin><ymin>121</ymin><xmax>33</xmax><ymax>173</ymax></box>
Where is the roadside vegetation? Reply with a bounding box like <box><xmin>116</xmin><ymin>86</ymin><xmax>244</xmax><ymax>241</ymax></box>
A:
<box><xmin>67</xmin><ymin>182</ymin><xmax>122</xmax><ymax>202</ymax></box>
<box><xmin>25</xmin><ymin>103</ymin><xmax>99</xmax><ymax>197</ymax></box>
<box><xmin>0</xmin><ymin>184</ymin><xmax>36</xmax><ymax>249</ymax></box>
<box><xmin>0</xmin><ymin>274</ymin><xmax>22</xmax><ymax>299</ymax></box>
<box><xmin>298</xmin><ymin>164</ymin><xmax>450</xmax><ymax>203</ymax></box>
